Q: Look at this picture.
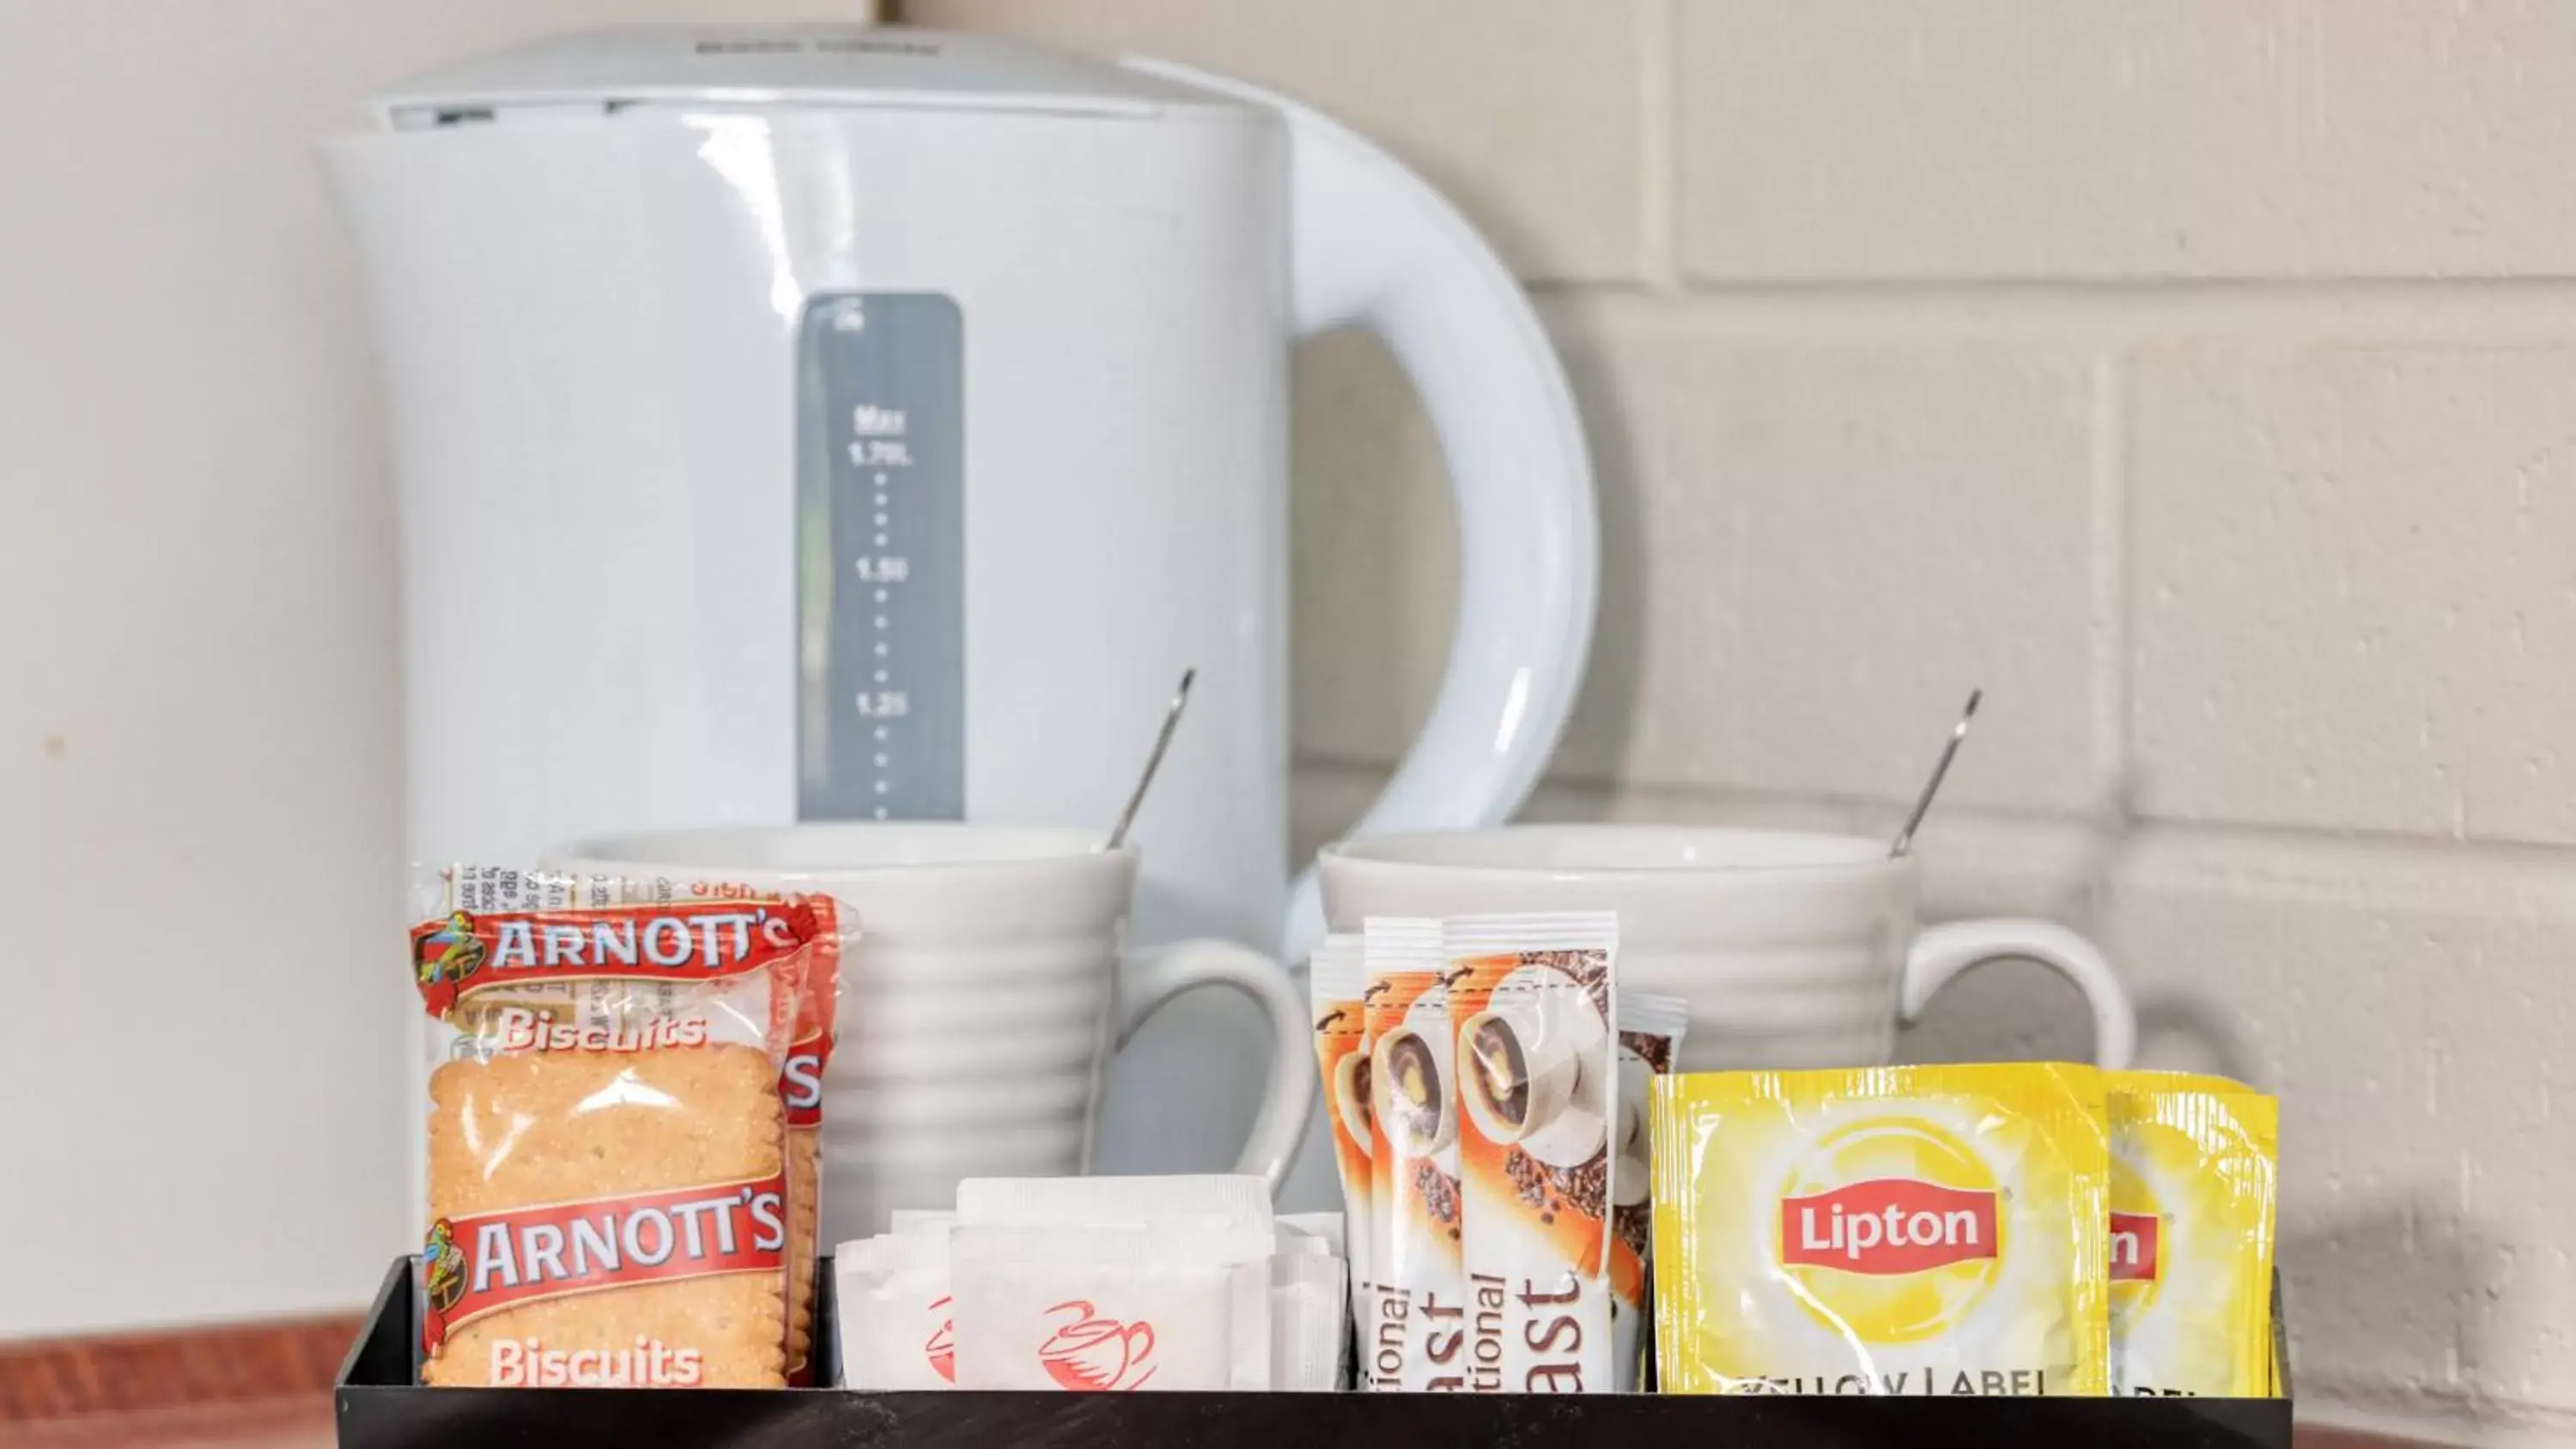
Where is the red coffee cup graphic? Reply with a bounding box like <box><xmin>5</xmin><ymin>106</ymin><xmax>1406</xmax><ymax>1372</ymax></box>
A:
<box><xmin>923</xmin><ymin>1295</ymin><xmax>956</xmax><ymax>1384</ymax></box>
<box><xmin>1036</xmin><ymin>1300</ymin><xmax>1157</xmax><ymax>1391</ymax></box>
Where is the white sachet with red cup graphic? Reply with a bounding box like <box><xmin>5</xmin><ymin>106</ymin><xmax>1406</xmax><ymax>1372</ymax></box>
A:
<box><xmin>1271</xmin><ymin>1226</ymin><xmax>1349</xmax><ymax>1391</ymax></box>
<box><xmin>949</xmin><ymin>1173</ymin><xmax>1277</xmax><ymax>1391</ymax></box>
<box><xmin>835</xmin><ymin>1220</ymin><xmax>956</xmax><ymax>1391</ymax></box>
<box><xmin>1279</xmin><ymin>1211</ymin><xmax>1346</xmax><ymax>1261</ymax></box>
<box><xmin>949</xmin><ymin>1222</ymin><xmax>1273</xmax><ymax>1391</ymax></box>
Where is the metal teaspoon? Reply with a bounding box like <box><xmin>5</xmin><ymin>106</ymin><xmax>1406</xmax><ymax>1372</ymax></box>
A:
<box><xmin>1890</xmin><ymin>688</ymin><xmax>1984</xmax><ymax>858</ymax></box>
<box><xmin>1105</xmin><ymin>667</ymin><xmax>1197</xmax><ymax>851</ymax></box>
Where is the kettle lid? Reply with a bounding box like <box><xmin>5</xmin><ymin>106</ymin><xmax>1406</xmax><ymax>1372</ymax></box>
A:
<box><xmin>367</xmin><ymin>23</ymin><xmax>1253</xmax><ymax>127</ymax></box>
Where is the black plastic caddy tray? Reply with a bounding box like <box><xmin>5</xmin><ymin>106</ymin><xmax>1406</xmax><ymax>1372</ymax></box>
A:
<box><xmin>335</xmin><ymin>1256</ymin><xmax>2293</xmax><ymax>1447</ymax></box>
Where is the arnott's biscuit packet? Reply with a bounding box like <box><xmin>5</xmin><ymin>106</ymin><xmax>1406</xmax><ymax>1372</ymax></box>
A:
<box><xmin>1652</xmin><ymin>1063</ymin><xmax>2109</xmax><ymax>1397</ymax></box>
<box><xmin>2107</xmin><ymin>1071</ymin><xmax>2278</xmax><ymax>1397</ymax></box>
<box><xmin>593</xmin><ymin>874</ymin><xmax>844</xmax><ymax>1383</ymax></box>
<box><xmin>411</xmin><ymin>865</ymin><xmax>835</xmax><ymax>1388</ymax></box>
<box><xmin>1443</xmin><ymin>912</ymin><xmax>1620</xmax><ymax>1394</ymax></box>
<box><xmin>1364</xmin><ymin>918</ymin><xmax>1462</xmax><ymax>1391</ymax></box>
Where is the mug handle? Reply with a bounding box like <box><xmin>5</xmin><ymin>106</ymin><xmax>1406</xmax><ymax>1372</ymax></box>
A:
<box><xmin>1899</xmin><ymin>920</ymin><xmax>2137</xmax><ymax>1070</ymax></box>
<box><xmin>1112</xmin><ymin>938</ymin><xmax>1316</xmax><ymax>1194</ymax></box>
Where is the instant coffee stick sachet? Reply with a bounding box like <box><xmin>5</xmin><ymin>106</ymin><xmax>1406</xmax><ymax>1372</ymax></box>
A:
<box><xmin>1309</xmin><ymin>934</ymin><xmax>1376</xmax><ymax>1379</ymax></box>
<box><xmin>1607</xmin><ymin>992</ymin><xmax>1688</xmax><ymax>1392</ymax></box>
<box><xmin>1443</xmin><ymin>912</ymin><xmax>1620</xmax><ymax>1393</ymax></box>
<box><xmin>1653</xmin><ymin>1063</ymin><xmax>2111</xmax><ymax>1397</ymax></box>
<box><xmin>1364</xmin><ymin>917</ymin><xmax>1463</xmax><ymax>1391</ymax></box>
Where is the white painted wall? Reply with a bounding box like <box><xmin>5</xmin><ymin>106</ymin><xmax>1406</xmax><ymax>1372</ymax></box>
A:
<box><xmin>0</xmin><ymin>0</ymin><xmax>875</xmax><ymax>1340</ymax></box>
<box><xmin>915</xmin><ymin>4</ymin><xmax>2576</xmax><ymax>1443</ymax></box>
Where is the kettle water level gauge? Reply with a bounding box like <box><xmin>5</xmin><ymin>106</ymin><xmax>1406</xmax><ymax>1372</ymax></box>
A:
<box><xmin>796</xmin><ymin>293</ymin><xmax>965</xmax><ymax>821</ymax></box>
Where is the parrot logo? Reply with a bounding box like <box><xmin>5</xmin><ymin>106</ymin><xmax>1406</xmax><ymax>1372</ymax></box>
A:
<box><xmin>424</xmin><ymin>1220</ymin><xmax>466</xmax><ymax>1313</ymax></box>
<box><xmin>422</xmin><ymin>1218</ymin><xmax>467</xmax><ymax>1354</ymax></box>
<box><xmin>412</xmin><ymin>911</ymin><xmax>489</xmax><ymax>1017</ymax></box>
<box><xmin>416</xmin><ymin>912</ymin><xmax>486</xmax><ymax>991</ymax></box>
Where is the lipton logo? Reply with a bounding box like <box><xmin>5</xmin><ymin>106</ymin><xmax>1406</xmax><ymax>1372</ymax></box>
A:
<box><xmin>2110</xmin><ymin>1211</ymin><xmax>2160</xmax><ymax>1282</ymax></box>
<box><xmin>1780</xmin><ymin>1178</ymin><xmax>1999</xmax><ymax>1275</ymax></box>
<box><xmin>1036</xmin><ymin>1300</ymin><xmax>1156</xmax><ymax>1391</ymax></box>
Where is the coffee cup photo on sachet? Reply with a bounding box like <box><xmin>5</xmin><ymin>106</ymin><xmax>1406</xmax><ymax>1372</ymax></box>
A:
<box><xmin>1458</xmin><ymin>967</ymin><xmax>1611</xmax><ymax>1170</ymax></box>
<box><xmin>1373</xmin><ymin>1017</ymin><xmax>1457</xmax><ymax>1157</ymax></box>
<box><xmin>1333</xmin><ymin>1047</ymin><xmax>1376</xmax><ymax>1163</ymax></box>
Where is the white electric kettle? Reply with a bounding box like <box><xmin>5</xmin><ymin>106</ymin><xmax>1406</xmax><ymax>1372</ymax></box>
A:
<box><xmin>326</xmin><ymin>23</ymin><xmax>1593</xmax><ymax>1182</ymax></box>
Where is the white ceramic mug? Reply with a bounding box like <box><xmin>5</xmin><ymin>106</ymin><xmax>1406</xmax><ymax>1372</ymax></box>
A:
<box><xmin>1316</xmin><ymin>826</ymin><xmax>2135</xmax><ymax>1074</ymax></box>
<box><xmin>546</xmin><ymin>824</ymin><xmax>1315</xmax><ymax>1247</ymax></box>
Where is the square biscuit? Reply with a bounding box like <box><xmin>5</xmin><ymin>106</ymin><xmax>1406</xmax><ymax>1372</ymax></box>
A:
<box><xmin>787</xmin><ymin>1127</ymin><xmax>819</xmax><ymax>1367</ymax></box>
<box><xmin>425</xmin><ymin>1043</ymin><xmax>787</xmax><ymax>1387</ymax></box>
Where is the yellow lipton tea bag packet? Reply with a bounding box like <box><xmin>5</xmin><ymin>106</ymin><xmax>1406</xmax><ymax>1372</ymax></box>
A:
<box><xmin>1652</xmin><ymin>1064</ymin><xmax>2108</xmax><ymax>1397</ymax></box>
<box><xmin>2106</xmin><ymin>1071</ymin><xmax>2278</xmax><ymax>1397</ymax></box>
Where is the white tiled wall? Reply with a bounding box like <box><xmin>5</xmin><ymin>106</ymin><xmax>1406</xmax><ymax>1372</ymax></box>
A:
<box><xmin>918</xmin><ymin>4</ymin><xmax>2576</xmax><ymax>1440</ymax></box>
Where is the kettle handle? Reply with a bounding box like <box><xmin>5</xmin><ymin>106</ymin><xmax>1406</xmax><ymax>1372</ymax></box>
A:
<box><xmin>1126</xmin><ymin>62</ymin><xmax>1601</xmax><ymax>961</ymax></box>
